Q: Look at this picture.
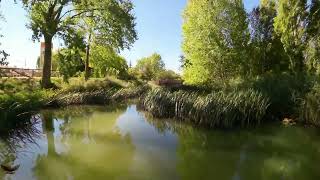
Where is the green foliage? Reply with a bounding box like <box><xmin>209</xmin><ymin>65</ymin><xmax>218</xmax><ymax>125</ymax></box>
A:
<box><xmin>51</xmin><ymin>78</ymin><xmax>143</xmax><ymax>106</ymax></box>
<box><xmin>0</xmin><ymin>78</ymin><xmax>143</xmax><ymax>118</ymax></box>
<box><xmin>0</xmin><ymin>51</ymin><xmax>8</xmax><ymax>77</ymax></box>
<box><xmin>75</xmin><ymin>0</ymin><xmax>137</xmax><ymax>50</ymax></box>
<box><xmin>0</xmin><ymin>78</ymin><xmax>53</xmax><ymax>120</ymax></box>
<box><xmin>90</xmin><ymin>45</ymin><xmax>128</xmax><ymax>78</ymax></box>
<box><xmin>56</xmin><ymin>48</ymin><xmax>85</xmax><ymax>82</ymax></box>
<box><xmin>245</xmin><ymin>73</ymin><xmax>312</xmax><ymax>118</ymax></box>
<box><xmin>305</xmin><ymin>0</ymin><xmax>320</xmax><ymax>75</ymax></box>
<box><xmin>157</xmin><ymin>70</ymin><xmax>181</xmax><ymax>81</ymax></box>
<box><xmin>141</xmin><ymin>88</ymin><xmax>270</xmax><ymax>128</ymax></box>
<box><xmin>299</xmin><ymin>84</ymin><xmax>320</xmax><ymax>126</ymax></box>
<box><xmin>274</xmin><ymin>0</ymin><xmax>307</xmax><ymax>72</ymax></box>
<box><xmin>182</xmin><ymin>0</ymin><xmax>250</xmax><ymax>85</ymax></box>
<box><xmin>134</xmin><ymin>53</ymin><xmax>165</xmax><ymax>81</ymax></box>
<box><xmin>23</xmin><ymin>0</ymin><xmax>137</xmax><ymax>87</ymax></box>
<box><xmin>59</xmin><ymin>79</ymin><xmax>122</xmax><ymax>93</ymax></box>
<box><xmin>249</xmin><ymin>0</ymin><xmax>290</xmax><ymax>74</ymax></box>
<box><xmin>305</xmin><ymin>36</ymin><xmax>320</xmax><ymax>75</ymax></box>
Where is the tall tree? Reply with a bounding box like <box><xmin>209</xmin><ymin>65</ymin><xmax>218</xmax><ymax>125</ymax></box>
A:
<box><xmin>75</xmin><ymin>0</ymin><xmax>137</xmax><ymax>80</ymax></box>
<box><xmin>305</xmin><ymin>0</ymin><xmax>320</xmax><ymax>74</ymax></box>
<box><xmin>90</xmin><ymin>44</ymin><xmax>128</xmax><ymax>78</ymax></box>
<box><xmin>134</xmin><ymin>53</ymin><xmax>165</xmax><ymax>81</ymax></box>
<box><xmin>182</xmin><ymin>0</ymin><xmax>250</xmax><ymax>85</ymax></box>
<box><xmin>274</xmin><ymin>0</ymin><xmax>308</xmax><ymax>73</ymax></box>
<box><xmin>249</xmin><ymin>0</ymin><xmax>289</xmax><ymax>74</ymax></box>
<box><xmin>23</xmin><ymin>0</ymin><xmax>137</xmax><ymax>88</ymax></box>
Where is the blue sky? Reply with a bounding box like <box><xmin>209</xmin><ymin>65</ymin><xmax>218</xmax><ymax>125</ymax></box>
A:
<box><xmin>0</xmin><ymin>0</ymin><xmax>260</xmax><ymax>71</ymax></box>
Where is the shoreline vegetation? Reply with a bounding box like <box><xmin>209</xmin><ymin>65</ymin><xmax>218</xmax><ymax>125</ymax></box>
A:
<box><xmin>1</xmin><ymin>1</ymin><xmax>320</xmax><ymax>130</ymax></box>
<box><xmin>1</xmin><ymin>75</ymin><xmax>320</xmax><ymax>129</ymax></box>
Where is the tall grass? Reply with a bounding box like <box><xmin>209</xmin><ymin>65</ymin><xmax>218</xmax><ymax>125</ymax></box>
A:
<box><xmin>0</xmin><ymin>78</ymin><xmax>145</xmax><ymax>119</ymax></box>
<box><xmin>299</xmin><ymin>84</ymin><xmax>320</xmax><ymax>126</ymax></box>
<box><xmin>0</xmin><ymin>90</ymin><xmax>52</xmax><ymax>120</ymax></box>
<box><xmin>140</xmin><ymin>88</ymin><xmax>270</xmax><ymax>128</ymax></box>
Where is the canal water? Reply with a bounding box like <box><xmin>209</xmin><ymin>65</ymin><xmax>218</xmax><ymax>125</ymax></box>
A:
<box><xmin>0</xmin><ymin>104</ymin><xmax>320</xmax><ymax>180</ymax></box>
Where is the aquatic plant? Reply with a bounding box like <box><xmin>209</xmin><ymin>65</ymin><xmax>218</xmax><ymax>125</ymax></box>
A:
<box><xmin>140</xmin><ymin>88</ymin><xmax>270</xmax><ymax>128</ymax></box>
<box><xmin>299</xmin><ymin>84</ymin><xmax>320</xmax><ymax>126</ymax></box>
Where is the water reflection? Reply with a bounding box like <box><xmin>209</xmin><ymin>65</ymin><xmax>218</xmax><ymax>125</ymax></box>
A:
<box><xmin>149</xmin><ymin>118</ymin><xmax>320</xmax><ymax>180</ymax></box>
<box><xmin>0</xmin><ymin>104</ymin><xmax>320</xmax><ymax>179</ymax></box>
<box><xmin>0</xmin><ymin>113</ymin><xmax>42</xmax><ymax>179</ymax></box>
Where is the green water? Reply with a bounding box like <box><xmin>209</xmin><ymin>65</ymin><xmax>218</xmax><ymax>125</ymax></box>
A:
<box><xmin>0</xmin><ymin>104</ymin><xmax>320</xmax><ymax>180</ymax></box>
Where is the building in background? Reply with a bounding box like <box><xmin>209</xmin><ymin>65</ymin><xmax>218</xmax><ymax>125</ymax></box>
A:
<box><xmin>37</xmin><ymin>42</ymin><xmax>56</xmax><ymax>70</ymax></box>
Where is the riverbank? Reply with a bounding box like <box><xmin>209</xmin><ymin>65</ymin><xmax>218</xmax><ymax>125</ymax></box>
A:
<box><xmin>139</xmin><ymin>73</ymin><xmax>320</xmax><ymax>128</ymax></box>
<box><xmin>1</xmin><ymin>74</ymin><xmax>320</xmax><ymax>128</ymax></box>
<box><xmin>0</xmin><ymin>78</ymin><xmax>148</xmax><ymax>121</ymax></box>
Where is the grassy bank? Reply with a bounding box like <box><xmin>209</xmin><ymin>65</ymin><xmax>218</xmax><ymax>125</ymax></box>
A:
<box><xmin>0</xmin><ymin>78</ymin><xmax>147</xmax><ymax>121</ymax></box>
<box><xmin>1</xmin><ymin>74</ymin><xmax>320</xmax><ymax>129</ymax></box>
<box><xmin>139</xmin><ymin>73</ymin><xmax>320</xmax><ymax>128</ymax></box>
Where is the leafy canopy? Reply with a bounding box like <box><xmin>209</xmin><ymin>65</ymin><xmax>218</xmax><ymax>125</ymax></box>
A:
<box><xmin>182</xmin><ymin>0</ymin><xmax>250</xmax><ymax>85</ymax></box>
<box><xmin>90</xmin><ymin>44</ymin><xmax>128</xmax><ymax>78</ymax></box>
<box><xmin>23</xmin><ymin>0</ymin><xmax>137</xmax><ymax>49</ymax></box>
<box><xmin>134</xmin><ymin>53</ymin><xmax>165</xmax><ymax>81</ymax></box>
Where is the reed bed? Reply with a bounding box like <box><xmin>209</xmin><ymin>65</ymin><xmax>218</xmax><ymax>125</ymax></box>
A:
<box><xmin>299</xmin><ymin>84</ymin><xmax>320</xmax><ymax>126</ymax></box>
<box><xmin>140</xmin><ymin>88</ymin><xmax>270</xmax><ymax>128</ymax></box>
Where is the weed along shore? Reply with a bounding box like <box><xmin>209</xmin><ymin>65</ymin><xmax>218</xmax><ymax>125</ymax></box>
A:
<box><xmin>1</xmin><ymin>77</ymin><xmax>320</xmax><ymax>129</ymax></box>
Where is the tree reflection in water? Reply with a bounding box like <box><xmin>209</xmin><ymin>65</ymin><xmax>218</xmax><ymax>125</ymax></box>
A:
<box><xmin>1</xmin><ymin>104</ymin><xmax>320</xmax><ymax>180</ymax></box>
<box><xmin>34</xmin><ymin>105</ymin><xmax>136</xmax><ymax>180</ymax></box>
<box><xmin>0</xmin><ymin>113</ymin><xmax>42</xmax><ymax>177</ymax></box>
<box><xmin>145</xmin><ymin>116</ymin><xmax>320</xmax><ymax>180</ymax></box>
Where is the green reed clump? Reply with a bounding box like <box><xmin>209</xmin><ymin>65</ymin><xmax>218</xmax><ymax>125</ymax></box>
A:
<box><xmin>231</xmin><ymin>73</ymin><xmax>313</xmax><ymax>118</ymax></box>
<box><xmin>51</xmin><ymin>89</ymin><xmax>118</xmax><ymax>106</ymax></box>
<box><xmin>0</xmin><ymin>90</ymin><xmax>51</xmax><ymax>120</ymax></box>
<box><xmin>111</xmin><ymin>85</ymin><xmax>149</xmax><ymax>101</ymax></box>
<box><xmin>60</xmin><ymin>79</ymin><xmax>122</xmax><ymax>93</ymax></box>
<box><xmin>140</xmin><ymin>88</ymin><xmax>270</xmax><ymax>128</ymax></box>
<box><xmin>299</xmin><ymin>84</ymin><xmax>320</xmax><ymax>126</ymax></box>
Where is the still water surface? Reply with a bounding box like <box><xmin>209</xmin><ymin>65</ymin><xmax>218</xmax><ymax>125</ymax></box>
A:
<box><xmin>0</xmin><ymin>104</ymin><xmax>320</xmax><ymax>180</ymax></box>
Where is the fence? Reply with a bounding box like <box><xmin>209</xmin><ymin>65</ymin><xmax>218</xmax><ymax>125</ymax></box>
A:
<box><xmin>0</xmin><ymin>67</ymin><xmax>59</xmax><ymax>78</ymax></box>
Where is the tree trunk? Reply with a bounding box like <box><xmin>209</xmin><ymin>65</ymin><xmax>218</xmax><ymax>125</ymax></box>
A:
<box><xmin>85</xmin><ymin>33</ymin><xmax>92</xmax><ymax>81</ymax></box>
<box><xmin>42</xmin><ymin>35</ymin><xmax>53</xmax><ymax>88</ymax></box>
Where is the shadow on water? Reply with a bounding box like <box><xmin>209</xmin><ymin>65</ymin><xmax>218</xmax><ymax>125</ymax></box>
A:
<box><xmin>0</xmin><ymin>113</ymin><xmax>42</xmax><ymax>178</ymax></box>
<box><xmin>1</xmin><ymin>103</ymin><xmax>320</xmax><ymax>180</ymax></box>
<box><xmin>146</xmin><ymin>116</ymin><xmax>320</xmax><ymax>180</ymax></box>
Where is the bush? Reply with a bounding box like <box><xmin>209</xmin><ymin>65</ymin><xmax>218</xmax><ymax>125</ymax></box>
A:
<box><xmin>156</xmin><ymin>70</ymin><xmax>181</xmax><ymax>81</ymax></box>
<box><xmin>222</xmin><ymin>73</ymin><xmax>314</xmax><ymax>119</ymax></box>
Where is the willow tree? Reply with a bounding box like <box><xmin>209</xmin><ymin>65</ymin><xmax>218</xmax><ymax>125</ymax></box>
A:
<box><xmin>23</xmin><ymin>0</ymin><xmax>137</xmax><ymax>88</ymax></box>
<box><xmin>274</xmin><ymin>0</ymin><xmax>308</xmax><ymax>73</ymax></box>
<box><xmin>182</xmin><ymin>0</ymin><xmax>250</xmax><ymax>85</ymax></box>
